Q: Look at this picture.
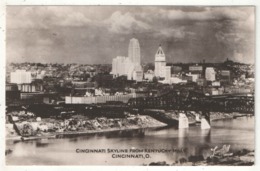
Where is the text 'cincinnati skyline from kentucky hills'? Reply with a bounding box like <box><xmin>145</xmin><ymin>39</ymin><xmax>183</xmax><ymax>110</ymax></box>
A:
<box><xmin>6</xmin><ymin>6</ymin><xmax>255</xmax><ymax>64</ymax></box>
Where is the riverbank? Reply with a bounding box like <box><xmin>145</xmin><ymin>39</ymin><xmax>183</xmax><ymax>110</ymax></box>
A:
<box><xmin>6</xmin><ymin>116</ymin><xmax>254</xmax><ymax>165</ymax></box>
<box><xmin>145</xmin><ymin>149</ymin><xmax>254</xmax><ymax>166</ymax></box>
<box><xmin>18</xmin><ymin>124</ymin><xmax>168</xmax><ymax>141</ymax></box>
<box><xmin>6</xmin><ymin>110</ymin><xmax>253</xmax><ymax>141</ymax></box>
<box><xmin>6</xmin><ymin>114</ymin><xmax>167</xmax><ymax>141</ymax></box>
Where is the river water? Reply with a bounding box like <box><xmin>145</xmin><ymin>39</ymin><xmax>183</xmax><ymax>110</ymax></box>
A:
<box><xmin>6</xmin><ymin>116</ymin><xmax>254</xmax><ymax>165</ymax></box>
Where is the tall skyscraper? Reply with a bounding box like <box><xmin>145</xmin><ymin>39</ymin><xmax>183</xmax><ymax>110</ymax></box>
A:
<box><xmin>128</xmin><ymin>38</ymin><xmax>141</xmax><ymax>65</ymax></box>
<box><xmin>111</xmin><ymin>38</ymin><xmax>143</xmax><ymax>82</ymax></box>
<box><xmin>154</xmin><ymin>45</ymin><xmax>166</xmax><ymax>77</ymax></box>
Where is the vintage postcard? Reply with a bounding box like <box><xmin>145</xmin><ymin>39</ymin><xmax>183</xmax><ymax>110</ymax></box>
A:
<box><xmin>3</xmin><ymin>3</ymin><xmax>256</xmax><ymax>167</ymax></box>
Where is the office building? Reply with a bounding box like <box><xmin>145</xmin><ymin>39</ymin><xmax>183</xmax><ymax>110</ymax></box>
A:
<box><xmin>111</xmin><ymin>38</ymin><xmax>143</xmax><ymax>81</ymax></box>
<box><xmin>189</xmin><ymin>65</ymin><xmax>203</xmax><ymax>75</ymax></box>
<box><xmin>10</xmin><ymin>70</ymin><xmax>32</xmax><ymax>84</ymax></box>
<box><xmin>111</xmin><ymin>56</ymin><xmax>131</xmax><ymax>77</ymax></box>
<box><xmin>205</xmin><ymin>67</ymin><xmax>216</xmax><ymax>81</ymax></box>
<box><xmin>162</xmin><ymin>66</ymin><xmax>171</xmax><ymax>81</ymax></box>
<box><xmin>154</xmin><ymin>45</ymin><xmax>166</xmax><ymax>77</ymax></box>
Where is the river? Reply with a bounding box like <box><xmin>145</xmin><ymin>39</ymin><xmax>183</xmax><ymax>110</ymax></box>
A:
<box><xmin>6</xmin><ymin>116</ymin><xmax>254</xmax><ymax>165</ymax></box>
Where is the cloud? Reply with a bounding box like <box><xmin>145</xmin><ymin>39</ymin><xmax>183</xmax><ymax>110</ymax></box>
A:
<box><xmin>6</xmin><ymin>6</ymin><xmax>255</xmax><ymax>64</ymax></box>
<box><xmin>155</xmin><ymin>7</ymin><xmax>253</xmax><ymax>22</ymax></box>
<box><xmin>156</xmin><ymin>27</ymin><xmax>186</xmax><ymax>39</ymax></box>
<box><xmin>37</xmin><ymin>38</ymin><xmax>54</xmax><ymax>46</ymax></box>
<box><xmin>7</xmin><ymin>6</ymin><xmax>92</xmax><ymax>29</ymax></box>
<box><xmin>235</xmin><ymin>11</ymin><xmax>255</xmax><ymax>32</ymax></box>
<box><xmin>58</xmin><ymin>12</ymin><xmax>91</xmax><ymax>26</ymax></box>
<box><xmin>106</xmin><ymin>11</ymin><xmax>151</xmax><ymax>34</ymax></box>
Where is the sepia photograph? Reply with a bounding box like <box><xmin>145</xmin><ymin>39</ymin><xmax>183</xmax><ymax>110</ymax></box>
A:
<box><xmin>4</xmin><ymin>5</ymin><xmax>255</xmax><ymax>166</ymax></box>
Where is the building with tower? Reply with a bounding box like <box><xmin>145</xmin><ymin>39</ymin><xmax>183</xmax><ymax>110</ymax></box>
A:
<box><xmin>154</xmin><ymin>45</ymin><xmax>166</xmax><ymax>78</ymax></box>
<box><xmin>154</xmin><ymin>45</ymin><xmax>186</xmax><ymax>85</ymax></box>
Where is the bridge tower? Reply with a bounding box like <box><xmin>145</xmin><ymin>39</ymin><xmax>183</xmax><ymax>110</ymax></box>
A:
<box><xmin>201</xmin><ymin>111</ymin><xmax>211</xmax><ymax>129</ymax></box>
<box><xmin>178</xmin><ymin>113</ymin><xmax>189</xmax><ymax>128</ymax></box>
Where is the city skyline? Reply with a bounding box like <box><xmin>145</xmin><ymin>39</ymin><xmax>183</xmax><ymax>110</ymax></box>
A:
<box><xmin>7</xmin><ymin>6</ymin><xmax>255</xmax><ymax>64</ymax></box>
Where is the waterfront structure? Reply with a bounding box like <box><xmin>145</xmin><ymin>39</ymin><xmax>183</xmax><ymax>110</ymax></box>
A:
<box><xmin>154</xmin><ymin>45</ymin><xmax>166</xmax><ymax>78</ymax></box>
<box><xmin>205</xmin><ymin>67</ymin><xmax>216</xmax><ymax>81</ymax></box>
<box><xmin>10</xmin><ymin>70</ymin><xmax>32</xmax><ymax>84</ymax></box>
<box><xmin>111</xmin><ymin>38</ymin><xmax>143</xmax><ymax>81</ymax></box>
<box><xmin>65</xmin><ymin>93</ymin><xmax>143</xmax><ymax>104</ymax></box>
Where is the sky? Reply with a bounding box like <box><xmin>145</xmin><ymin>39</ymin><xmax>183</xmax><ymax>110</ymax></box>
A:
<box><xmin>6</xmin><ymin>6</ymin><xmax>255</xmax><ymax>64</ymax></box>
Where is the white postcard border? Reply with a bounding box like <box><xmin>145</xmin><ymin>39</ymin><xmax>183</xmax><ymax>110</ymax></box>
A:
<box><xmin>0</xmin><ymin>1</ymin><xmax>259</xmax><ymax>171</ymax></box>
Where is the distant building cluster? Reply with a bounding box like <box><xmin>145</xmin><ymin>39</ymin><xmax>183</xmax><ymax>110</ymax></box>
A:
<box><xmin>110</xmin><ymin>39</ymin><xmax>222</xmax><ymax>86</ymax></box>
<box><xmin>9</xmin><ymin>69</ymin><xmax>43</xmax><ymax>93</ymax></box>
<box><xmin>111</xmin><ymin>38</ymin><xmax>184</xmax><ymax>83</ymax></box>
<box><xmin>6</xmin><ymin>37</ymin><xmax>255</xmax><ymax>105</ymax></box>
<box><xmin>111</xmin><ymin>38</ymin><xmax>143</xmax><ymax>82</ymax></box>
